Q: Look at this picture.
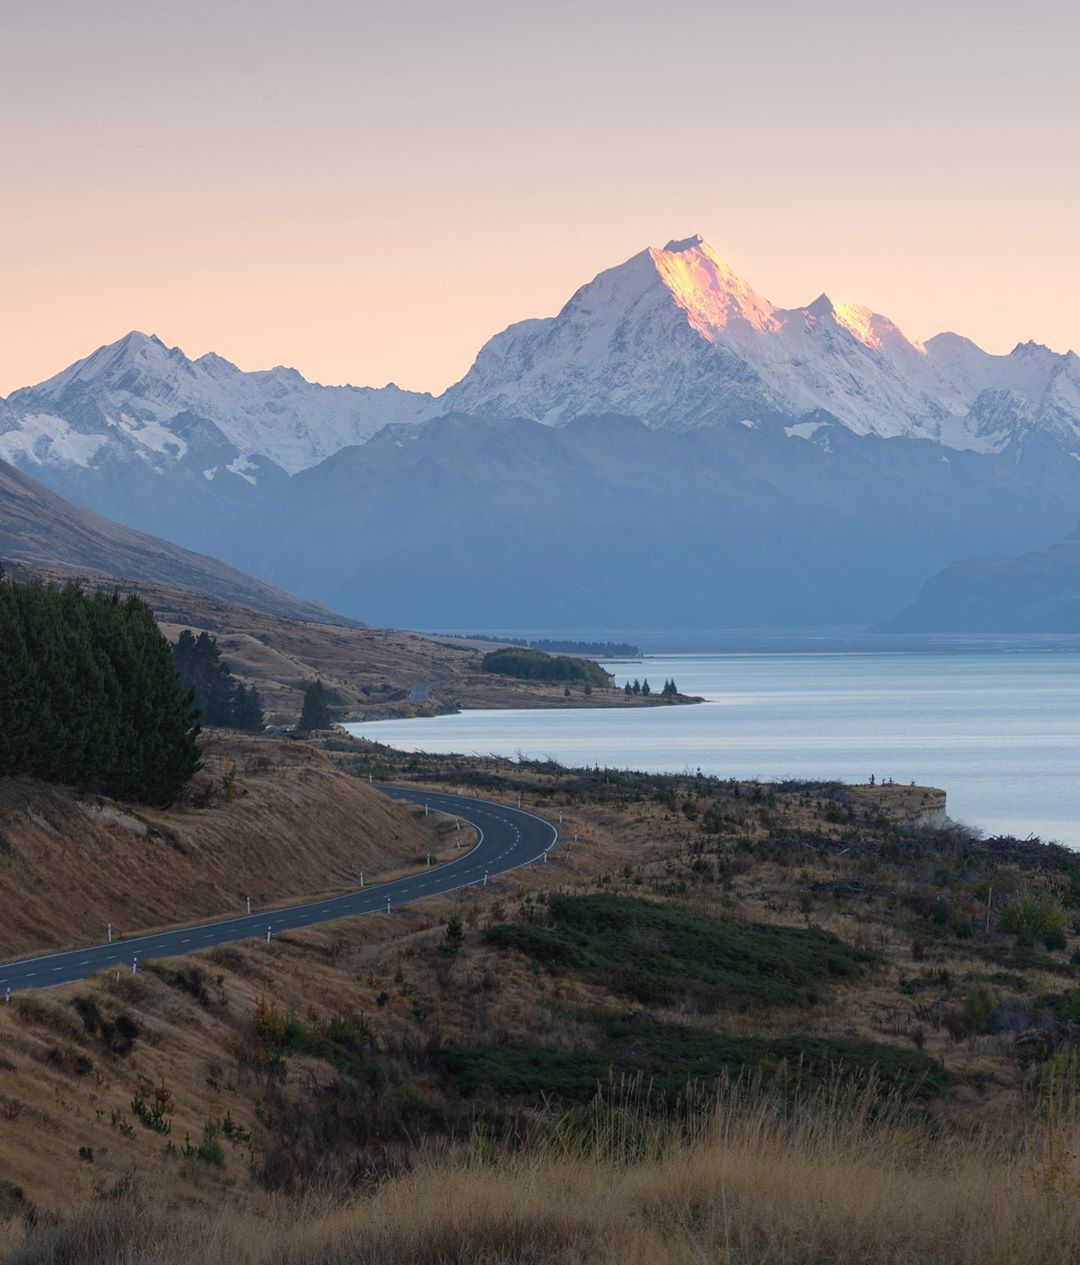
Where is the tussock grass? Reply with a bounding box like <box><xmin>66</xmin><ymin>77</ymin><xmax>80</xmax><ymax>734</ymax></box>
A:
<box><xmin>11</xmin><ymin>1078</ymin><xmax>1080</xmax><ymax>1265</ymax></box>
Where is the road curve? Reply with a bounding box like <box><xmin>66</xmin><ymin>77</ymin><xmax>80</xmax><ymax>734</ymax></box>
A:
<box><xmin>0</xmin><ymin>785</ymin><xmax>557</xmax><ymax>997</ymax></box>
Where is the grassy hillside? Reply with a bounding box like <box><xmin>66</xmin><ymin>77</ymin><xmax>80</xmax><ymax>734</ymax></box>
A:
<box><xmin>3</xmin><ymin>742</ymin><xmax>1080</xmax><ymax>1260</ymax></box>
<box><xmin>0</xmin><ymin>734</ymin><xmax>445</xmax><ymax>958</ymax></box>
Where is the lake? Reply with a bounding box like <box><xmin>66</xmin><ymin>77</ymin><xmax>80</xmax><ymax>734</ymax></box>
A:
<box><xmin>343</xmin><ymin>651</ymin><xmax>1080</xmax><ymax>846</ymax></box>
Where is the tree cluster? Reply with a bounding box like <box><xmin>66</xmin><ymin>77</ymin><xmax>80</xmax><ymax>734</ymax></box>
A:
<box><xmin>623</xmin><ymin>678</ymin><xmax>679</xmax><ymax>697</ymax></box>
<box><xmin>0</xmin><ymin>573</ymin><xmax>201</xmax><ymax>805</ymax></box>
<box><xmin>481</xmin><ymin>647</ymin><xmax>611</xmax><ymax>687</ymax></box>
<box><xmin>171</xmin><ymin>630</ymin><xmax>265</xmax><ymax>733</ymax></box>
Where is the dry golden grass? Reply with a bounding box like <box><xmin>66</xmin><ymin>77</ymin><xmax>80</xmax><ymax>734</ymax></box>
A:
<box><xmin>0</xmin><ymin>734</ymin><xmax>437</xmax><ymax>958</ymax></box>
<box><xmin>7</xmin><ymin>1079</ymin><xmax>1080</xmax><ymax>1265</ymax></box>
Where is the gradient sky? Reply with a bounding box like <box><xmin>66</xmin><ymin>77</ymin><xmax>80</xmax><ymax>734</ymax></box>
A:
<box><xmin>2</xmin><ymin>0</ymin><xmax>1078</xmax><ymax>396</ymax></box>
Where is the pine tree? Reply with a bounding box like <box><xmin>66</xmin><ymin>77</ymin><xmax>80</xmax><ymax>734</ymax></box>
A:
<box><xmin>172</xmin><ymin>630</ymin><xmax>235</xmax><ymax>726</ymax></box>
<box><xmin>0</xmin><ymin>576</ymin><xmax>199</xmax><ymax>805</ymax></box>
<box><xmin>641</xmin><ymin>679</ymin><xmax>651</xmax><ymax>696</ymax></box>
<box><xmin>632</xmin><ymin>679</ymin><xmax>641</xmax><ymax>695</ymax></box>
<box><xmin>299</xmin><ymin>679</ymin><xmax>331</xmax><ymax>731</ymax></box>
<box><xmin>232</xmin><ymin>683</ymin><xmax>265</xmax><ymax>733</ymax></box>
<box><xmin>623</xmin><ymin>682</ymin><xmax>632</xmax><ymax>696</ymax></box>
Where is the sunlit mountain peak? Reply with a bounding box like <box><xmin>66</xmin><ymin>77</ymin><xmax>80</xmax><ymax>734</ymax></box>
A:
<box><xmin>648</xmin><ymin>235</ymin><xmax>779</xmax><ymax>337</ymax></box>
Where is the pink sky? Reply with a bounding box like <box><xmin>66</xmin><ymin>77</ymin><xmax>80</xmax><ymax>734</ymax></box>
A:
<box><xmin>2</xmin><ymin>0</ymin><xmax>1078</xmax><ymax>396</ymax></box>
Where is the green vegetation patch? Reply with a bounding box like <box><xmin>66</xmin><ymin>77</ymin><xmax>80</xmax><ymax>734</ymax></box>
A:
<box><xmin>254</xmin><ymin>1005</ymin><xmax>381</xmax><ymax>1086</ymax></box>
<box><xmin>480</xmin><ymin>646</ymin><xmax>611</xmax><ymax>687</ymax></box>
<box><xmin>484</xmin><ymin>894</ymin><xmax>875</xmax><ymax>1011</ymax></box>
<box><xmin>438</xmin><ymin>1016</ymin><xmax>948</xmax><ymax>1104</ymax></box>
<box><xmin>1038</xmin><ymin>989</ymin><xmax>1080</xmax><ymax>1023</ymax></box>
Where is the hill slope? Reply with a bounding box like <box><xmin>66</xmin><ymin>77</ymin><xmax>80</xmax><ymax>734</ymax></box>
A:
<box><xmin>0</xmin><ymin>456</ymin><xmax>352</xmax><ymax>625</ymax></box>
<box><xmin>882</xmin><ymin>527</ymin><xmax>1080</xmax><ymax>632</ymax></box>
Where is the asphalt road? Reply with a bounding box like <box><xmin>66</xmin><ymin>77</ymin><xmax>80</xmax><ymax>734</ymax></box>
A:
<box><xmin>0</xmin><ymin>785</ymin><xmax>558</xmax><ymax>997</ymax></box>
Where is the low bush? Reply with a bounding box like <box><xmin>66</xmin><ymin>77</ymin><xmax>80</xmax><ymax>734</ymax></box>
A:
<box><xmin>438</xmin><ymin>1014</ymin><xmax>949</xmax><ymax>1104</ymax></box>
<box><xmin>484</xmin><ymin>893</ymin><xmax>874</xmax><ymax>1011</ymax></box>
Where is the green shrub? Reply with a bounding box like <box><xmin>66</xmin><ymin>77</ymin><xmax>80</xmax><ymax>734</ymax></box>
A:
<box><xmin>1000</xmin><ymin>889</ymin><xmax>1067</xmax><ymax>939</ymax></box>
<box><xmin>438</xmin><ymin>1015</ymin><xmax>948</xmax><ymax>1105</ymax></box>
<box><xmin>484</xmin><ymin>894</ymin><xmax>874</xmax><ymax>1012</ymax></box>
<box><xmin>1039</xmin><ymin>990</ymin><xmax>1080</xmax><ymax>1023</ymax></box>
<box><xmin>961</xmin><ymin>983</ymin><xmax>995</xmax><ymax>1035</ymax></box>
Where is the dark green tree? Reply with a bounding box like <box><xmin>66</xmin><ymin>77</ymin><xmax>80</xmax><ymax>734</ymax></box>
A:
<box><xmin>438</xmin><ymin>915</ymin><xmax>465</xmax><ymax>961</ymax></box>
<box><xmin>0</xmin><ymin>575</ymin><xmax>199</xmax><ymax>805</ymax></box>
<box><xmin>232</xmin><ymin>683</ymin><xmax>265</xmax><ymax>733</ymax></box>
<box><xmin>172</xmin><ymin>630</ymin><xmax>235</xmax><ymax>726</ymax></box>
<box><xmin>299</xmin><ymin>679</ymin><xmax>331</xmax><ymax>731</ymax></box>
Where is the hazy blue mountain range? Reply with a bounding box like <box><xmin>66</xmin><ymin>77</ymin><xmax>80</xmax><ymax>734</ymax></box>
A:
<box><xmin>226</xmin><ymin>413</ymin><xmax>1080</xmax><ymax>628</ymax></box>
<box><xmin>4</xmin><ymin>236</ymin><xmax>1080</xmax><ymax>629</ymax></box>
<box><xmin>882</xmin><ymin>528</ymin><xmax>1080</xmax><ymax>632</ymax></box>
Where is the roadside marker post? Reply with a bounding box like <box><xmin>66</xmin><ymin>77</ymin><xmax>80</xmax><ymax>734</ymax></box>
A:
<box><xmin>246</xmin><ymin>896</ymin><xmax>251</xmax><ymax>914</ymax></box>
<box><xmin>107</xmin><ymin>923</ymin><xmax>112</xmax><ymax>944</ymax></box>
<box><xmin>359</xmin><ymin>871</ymin><xmax>364</xmax><ymax>888</ymax></box>
<box><xmin>386</xmin><ymin>897</ymin><xmax>391</xmax><ymax>914</ymax></box>
<box><xmin>132</xmin><ymin>957</ymin><xmax>138</xmax><ymax>975</ymax></box>
<box><xmin>483</xmin><ymin>871</ymin><xmax>488</xmax><ymax>888</ymax></box>
<box><xmin>266</xmin><ymin>926</ymin><xmax>272</xmax><ymax>943</ymax></box>
<box><xmin>5</xmin><ymin>988</ymin><xmax>10</xmax><ymax>1006</ymax></box>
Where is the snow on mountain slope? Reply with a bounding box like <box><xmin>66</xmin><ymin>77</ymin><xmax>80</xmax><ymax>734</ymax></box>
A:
<box><xmin>3</xmin><ymin>331</ymin><xmax>434</xmax><ymax>478</ymax></box>
<box><xmin>924</xmin><ymin>334</ymin><xmax>1080</xmax><ymax>449</ymax></box>
<box><xmin>441</xmin><ymin>235</ymin><xmax>1080</xmax><ymax>453</ymax></box>
<box><xmin>5</xmin><ymin>236</ymin><xmax>1080</xmax><ymax>499</ymax></box>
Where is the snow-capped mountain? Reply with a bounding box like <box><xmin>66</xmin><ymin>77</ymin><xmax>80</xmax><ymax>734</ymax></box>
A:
<box><xmin>6</xmin><ymin>235</ymin><xmax>1080</xmax><ymax>630</ymax></box>
<box><xmin>441</xmin><ymin>235</ymin><xmax>1080</xmax><ymax>454</ymax></box>
<box><xmin>2</xmin><ymin>330</ymin><xmax>433</xmax><ymax>480</ymax></box>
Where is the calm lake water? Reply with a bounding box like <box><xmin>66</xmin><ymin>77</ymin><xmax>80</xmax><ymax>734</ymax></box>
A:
<box><xmin>344</xmin><ymin>652</ymin><xmax>1080</xmax><ymax>846</ymax></box>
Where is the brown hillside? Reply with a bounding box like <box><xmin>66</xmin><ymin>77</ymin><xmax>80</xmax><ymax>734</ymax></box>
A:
<box><xmin>0</xmin><ymin>459</ymin><xmax>350</xmax><ymax>624</ymax></box>
<box><xmin>0</xmin><ymin>735</ymin><xmax>435</xmax><ymax>959</ymax></box>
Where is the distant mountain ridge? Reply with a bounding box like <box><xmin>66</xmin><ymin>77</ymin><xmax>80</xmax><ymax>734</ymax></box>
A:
<box><xmin>881</xmin><ymin>528</ymin><xmax>1080</xmax><ymax>632</ymax></box>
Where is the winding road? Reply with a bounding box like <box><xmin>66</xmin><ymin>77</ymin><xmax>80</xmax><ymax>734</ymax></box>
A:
<box><xmin>0</xmin><ymin>785</ymin><xmax>558</xmax><ymax>997</ymax></box>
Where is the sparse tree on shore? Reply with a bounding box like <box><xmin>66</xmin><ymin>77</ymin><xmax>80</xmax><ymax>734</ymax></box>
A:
<box><xmin>299</xmin><ymin>679</ymin><xmax>331</xmax><ymax>731</ymax></box>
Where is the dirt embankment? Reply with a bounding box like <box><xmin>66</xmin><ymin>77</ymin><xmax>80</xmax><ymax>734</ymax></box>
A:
<box><xmin>0</xmin><ymin>735</ymin><xmax>435</xmax><ymax>960</ymax></box>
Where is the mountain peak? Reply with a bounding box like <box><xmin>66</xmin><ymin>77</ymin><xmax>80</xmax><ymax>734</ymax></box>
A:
<box><xmin>647</xmin><ymin>236</ymin><xmax>777</xmax><ymax>336</ymax></box>
<box><xmin>806</xmin><ymin>293</ymin><xmax>835</xmax><ymax>318</ymax></box>
<box><xmin>116</xmin><ymin>330</ymin><xmax>164</xmax><ymax>350</ymax></box>
<box><xmin>662</xmin><ymin>234</ymin><xmax>706</xmax><ymax>253</ymax></box>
